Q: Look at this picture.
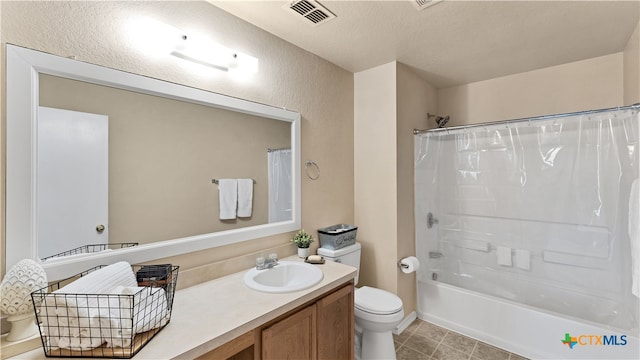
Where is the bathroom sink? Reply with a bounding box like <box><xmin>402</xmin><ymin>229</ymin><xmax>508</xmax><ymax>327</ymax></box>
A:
<box><xmin>243</xmin><ymin>261</ymin><xmax>324</xmax><ymax>293</ymax></box>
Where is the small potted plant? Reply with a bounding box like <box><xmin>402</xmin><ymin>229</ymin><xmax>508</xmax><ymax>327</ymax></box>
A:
<box><xmin>291</xmin><ymin>229</ymin><xmax>314</xmax><ymax>258</ymax></box>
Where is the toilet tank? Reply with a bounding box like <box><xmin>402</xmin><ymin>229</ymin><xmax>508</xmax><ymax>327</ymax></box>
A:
<box><xmin>317</xmin><ymin>242</ymin><xmax>361</xmax><ymax>285</ymax></box>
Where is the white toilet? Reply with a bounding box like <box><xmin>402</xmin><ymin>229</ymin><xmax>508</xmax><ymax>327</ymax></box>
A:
<box><xmin>317</xmin><ymin>243</ymin><xmax>404</xmax><ymax>360</ymax></box>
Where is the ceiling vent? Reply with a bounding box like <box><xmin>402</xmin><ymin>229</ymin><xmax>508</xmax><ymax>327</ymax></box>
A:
<box><xmin>284</xmin><ymin>0</ymin><xmax>336</xmax><ymax>26</ymax></box>
<box><xmin>410</xmin><ymin>0</ymin><xmax>443</xmax><ymax>11</ymax></box>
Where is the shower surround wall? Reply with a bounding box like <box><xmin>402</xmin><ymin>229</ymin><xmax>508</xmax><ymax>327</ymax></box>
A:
<box><xmin>415</xmin><ymin>106</ymin><xmax>640</xmax><ymax>359</ymax></box>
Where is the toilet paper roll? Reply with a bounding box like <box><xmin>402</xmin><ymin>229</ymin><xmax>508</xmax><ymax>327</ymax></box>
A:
<box><xmin>399</xmin><ymin>256</ymin><xmax>420</xmax><ymax>274</ymax></box>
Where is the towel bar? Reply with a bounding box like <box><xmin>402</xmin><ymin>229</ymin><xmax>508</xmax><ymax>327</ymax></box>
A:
<box><xmin>212</xmin><ymin>178</ymin><xmax>256</xmax><ymax>184</ymax></box>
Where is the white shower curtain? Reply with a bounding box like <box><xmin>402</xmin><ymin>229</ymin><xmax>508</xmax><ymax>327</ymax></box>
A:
<box><xmin>268</xmin><ymin>148</ymin><xmax>292</xmax><ymax>223</ymax></box>
<box><xmin>415</xmin><ymin>106</ymin><xmax>639</xmax><ymax>331</ymax></box>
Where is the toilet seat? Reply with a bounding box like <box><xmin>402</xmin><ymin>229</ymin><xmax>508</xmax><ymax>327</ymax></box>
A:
<box><xmin>355</xmin><ymin>286</ymin><xmax>403</xmax><ymax>315</ymax></box>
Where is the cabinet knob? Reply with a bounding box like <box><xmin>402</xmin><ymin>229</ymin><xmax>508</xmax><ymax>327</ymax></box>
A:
<box><xmin>96</xmin><ymin>224</ymin><xmax>105</xmax><ymax>233</ymax></box>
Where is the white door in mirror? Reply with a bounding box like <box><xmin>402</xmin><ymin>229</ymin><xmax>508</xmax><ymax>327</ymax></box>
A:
<box><xmin>37</xmin><ymin>107</ymin><xmax>109</xmax><ymax>259</ymax></box>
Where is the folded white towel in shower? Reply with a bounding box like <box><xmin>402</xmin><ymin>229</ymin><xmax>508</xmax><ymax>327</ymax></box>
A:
<box><xmin>630</xmin><ymin>179</ymin><xmax>639</xmax><ymax>298</ymax></box>
<box><xmin>237</xmin><ymin>178</ymin><xmax>254</xmax><ymax>218</ymax></box>
<box><xmin>218</xmin><ymin>179</ymin><xmax>238</xmax><ymax>220</ymax></box>
<box><xmin>515</xmin><ymin>249</ymin><xmax>531</xmax><ymax>271</ymax></box>
<box><xmin>497</xmin><ymin>246</ymin><xmax>512</xmax><ymax>266</ymax></box>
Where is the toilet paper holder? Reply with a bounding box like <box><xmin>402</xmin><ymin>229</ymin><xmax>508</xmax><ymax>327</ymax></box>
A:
<box><xmin>397</xmin><ymin>256</ymin><xmax>421</xmax><ymax>274</ymax></box>
<box><xmin>397</xmin><ymin>256</ymin><xmax>420</xmax><ymax>272</ymax></box>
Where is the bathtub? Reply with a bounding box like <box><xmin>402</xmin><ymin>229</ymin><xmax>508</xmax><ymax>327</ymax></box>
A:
<box><xmin>417</xmin><ymin>279</ymin><xmax>640</xmax><ymax>360</ymax></box>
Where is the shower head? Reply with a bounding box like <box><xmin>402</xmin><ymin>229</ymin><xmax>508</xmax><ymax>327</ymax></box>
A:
<box><xmin>435</xmin><ymin>115</ymin><xmax>449</xmax><ymax>128</ymax></box>
<box><xmin>427</xmin><ymin>113</ymin><xmax>450</xmax><ymax>128</ymax></box>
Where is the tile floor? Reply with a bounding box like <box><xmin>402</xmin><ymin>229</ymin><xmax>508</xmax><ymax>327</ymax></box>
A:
<box><xmin>394</xmin><ymin>319</ymin><xmax>529</xmax><ymax>360</ymax></box>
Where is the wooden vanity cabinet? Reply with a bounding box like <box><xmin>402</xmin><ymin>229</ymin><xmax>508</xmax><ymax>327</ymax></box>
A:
<box><xmin>198</xmin><ymin>282</ymin><xmax>354</xmax><ymax>360</ymax></box>
<box><xmin>316</xmin><ymin>284</ymin><xmax>354</xmax><ymax>360</ymax></box>
<box><xmin>261</xmin><ymin>304</ymin><xmax>317</xmax><ymax>359</ymax></box>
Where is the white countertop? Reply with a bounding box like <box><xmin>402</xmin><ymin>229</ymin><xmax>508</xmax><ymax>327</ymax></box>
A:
<box><xmin>9</xmin><ymin>256</ymin><xmax>356</xmax><ymax>359</ymax></box>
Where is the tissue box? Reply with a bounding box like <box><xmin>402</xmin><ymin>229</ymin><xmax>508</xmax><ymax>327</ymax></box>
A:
<box><xmin>318</xmin><ymin>224</ymin><xmax>358</xmax><ymax>250</ymax></box>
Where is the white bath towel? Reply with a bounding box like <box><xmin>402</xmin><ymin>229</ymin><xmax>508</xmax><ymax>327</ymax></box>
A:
<box><xmin>56</xmin><ymin>261</ymin><xmax>138</xmax><ymax>294</ymax></box>
<box><xmin>497</xmin><ymin>246</ymin><xmax>512</xmax><ymax>266</ymax></box>
<box><xmin>237</xmin><ymin>178</ymin><xmax>254</xmax><ymax>218</ymax></box>
<box><xmin>41</xmin><ymin>292</ymin><xmax>122</xmax><ymax>350</ymax></box>
<box><xmin>100</xmin><ymin>286</ymin><xmax>169</xmax><ymax>348</ymax></box>
<box><xmin>40</xmin><ymin>262</ymin><xmax>139</xmax><ymax>350</ymax></box>
<box><xmin>630</xmin><ymin>178</ymin><xmax>639</xmax><ymax>298</ymax></box>
<box><xmin>40</xmin><ymin>294</ymin><xmax>105</xmax><ymax>350</ymax></box>
<box><xmin>515</xmin><ymin>249</ymin><xmax>531</xmax><ymax>271</ymax></box>
<box><xmin>218</xmin><ymin>179</ymin><xmax>238</xmax><ymax>220</ymax></box>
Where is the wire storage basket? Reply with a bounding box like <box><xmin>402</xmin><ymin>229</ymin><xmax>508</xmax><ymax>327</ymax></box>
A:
<box><xmin>31</xmin><ymin>264</ymin><xmax>178</xmax><ymax>358</ymax></box>
<box><xmin>40</xmin><ymin>243</ymin><xmax>139</xmax><ymax>261</ymax></box>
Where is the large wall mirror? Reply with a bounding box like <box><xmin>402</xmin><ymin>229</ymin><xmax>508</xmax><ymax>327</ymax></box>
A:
<box><xmin>6</xmin><ymin>44</ymin><xmax>301</xmax><ymax>280</ymax></box>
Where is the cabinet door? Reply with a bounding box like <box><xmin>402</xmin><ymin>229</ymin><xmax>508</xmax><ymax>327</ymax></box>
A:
<box><xmin>262</xmin><ymin>304</ymin><xmax>317</xmax><ymax>360</ymax></box>
<box><xmin>316</xmin><ymin>284</ymin><xmax>354</xmax><ymax>360</ymax></box>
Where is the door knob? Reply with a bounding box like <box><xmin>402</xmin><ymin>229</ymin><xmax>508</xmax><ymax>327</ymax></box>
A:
<box><xmin>96</xmin><ymin>224</ymin><xmax>105</xmax><ymax>233</ymax></box>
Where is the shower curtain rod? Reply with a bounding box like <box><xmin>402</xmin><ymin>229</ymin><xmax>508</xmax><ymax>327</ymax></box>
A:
<box><xmin>267</xmin><ymin>147</ymin><xmax>291</xmax><ymax>152</ymax></box>
<box><xmin>413</xmin><ymin>103</ymin><xmax>640</xmax><ymax>135</ymax></box>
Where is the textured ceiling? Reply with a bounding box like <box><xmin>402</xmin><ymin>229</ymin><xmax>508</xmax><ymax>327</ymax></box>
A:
<box><xmin>209</xmin><ymin>0</ymin><xmax>639</xmax><ymax>88</ymax></box>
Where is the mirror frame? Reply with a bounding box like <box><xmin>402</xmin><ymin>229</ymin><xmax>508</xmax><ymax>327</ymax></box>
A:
<box><xmin>6</xmin><ymin>44</ymin><xmax>301</xmax><ymax>280</ymax></box>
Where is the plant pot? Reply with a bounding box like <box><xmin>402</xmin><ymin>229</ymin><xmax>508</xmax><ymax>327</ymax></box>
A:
<box><xmin>298</xmin><ymin>247</ymin><xmax>310</xmax><ymax>258</ymax></box>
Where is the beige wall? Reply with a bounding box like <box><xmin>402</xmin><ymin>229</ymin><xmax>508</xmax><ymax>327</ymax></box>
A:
<box><xmin>624</xmin><ymin>20</ymin><xmax>640</xmax><ymax>104</ymax></box>
<box><xmin>1</xmin><ymin>1</ymin><xmax>354</xmax><ymax>281</ymax></box>
<box><xmin>354</xmin><ymin>62</ymin><xmax>398</xmax><ymax>292</ymax></box>
<box><xmin>354</xmin><ymin>62</ymin><xmax>436</xmax><ymax>314</ymax></box>
<box><xmin>438</xmin><ymin>53</ymin><xmax>624</xmax><ymax>126</ymax></box>
<box><xmin>395</xmin><ymin>63</ymin><xmax>437</xmax><ymax>314</ymax></box>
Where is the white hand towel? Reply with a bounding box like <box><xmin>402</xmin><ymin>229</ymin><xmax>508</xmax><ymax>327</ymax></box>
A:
<box><xmin>497</xmin><ymin>246</ymin><xmax>512</xmax><ymax>266</ymax></box>
<box><xmin>218</xmin><ymin>179</ymin><xmax>238</xmax><ymax>220</ymax></box>
<box><xmin>630</xmin><ymin>178</ymin><xmax>639</xmax><ymax>298</ymax></box>
<box><xmin>515</xmin><ymin>249</ymin><xmax>531</xmax><ymax>271</ymax></box>
<box><xmin>237</xmin><ymin>178</ymin><xmax>254</xmax><ymax>218</ymax></box>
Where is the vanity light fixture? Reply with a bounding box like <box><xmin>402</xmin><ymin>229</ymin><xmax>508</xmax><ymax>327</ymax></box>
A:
<box><xmin>170</xmin><ymin>33</ymin><xmax>258</xmax><ymax>74</ymax></box>
<box><xmin>126</xmin><ymin>16</ymin><xmax>258</xmax><ymax>75</ymax></box>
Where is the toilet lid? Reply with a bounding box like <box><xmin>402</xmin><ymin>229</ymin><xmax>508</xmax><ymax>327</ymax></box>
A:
<box><xmin>355</xmin><ymin>286</ymin><xmax>403</xmax><ymax>315</ymax></box>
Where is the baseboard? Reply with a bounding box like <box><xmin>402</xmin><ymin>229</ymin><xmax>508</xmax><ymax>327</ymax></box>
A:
<box><xmin>393</xmin><ymin>310</ymin><xmax>417</xmax><ymax>335</ymax></box>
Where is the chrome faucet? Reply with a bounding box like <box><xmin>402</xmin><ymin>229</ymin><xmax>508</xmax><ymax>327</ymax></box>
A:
<box><xmin>256</xmin><ymin>253</ymin><xmax>279</xmax><ymax>270</ymax></box>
